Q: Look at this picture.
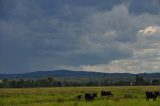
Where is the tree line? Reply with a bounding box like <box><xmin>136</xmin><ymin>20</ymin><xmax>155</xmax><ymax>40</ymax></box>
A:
<box><xmin>0</xmin><ymin>75</ymin><xmax>160</xmax><ymax>88</ymax></box>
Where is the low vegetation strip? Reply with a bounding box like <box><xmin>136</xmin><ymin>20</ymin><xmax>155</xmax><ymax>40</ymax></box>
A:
<box><xmin>1</xmin><ymin>75</ymin><xmax>160</xmax><ymax>88</ymax></box>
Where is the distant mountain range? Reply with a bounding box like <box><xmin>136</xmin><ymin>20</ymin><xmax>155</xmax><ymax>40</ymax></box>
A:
<box><xmin>0</xmin><ymin>70</ymin><xmax>160</xmax><ymax>80</ymax></box>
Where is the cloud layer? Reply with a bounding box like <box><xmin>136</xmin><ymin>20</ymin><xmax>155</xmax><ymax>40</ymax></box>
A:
<box><xmin>0</xmin><ymin>0</ymin><xmax>160</xmax><ymax>73</ymax></box>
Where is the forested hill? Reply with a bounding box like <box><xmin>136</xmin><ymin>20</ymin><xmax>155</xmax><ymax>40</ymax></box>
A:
<box><xmin>0</xmin><ymin>70</ymin><xmax>160</xmax><ymax>79</ymax></box>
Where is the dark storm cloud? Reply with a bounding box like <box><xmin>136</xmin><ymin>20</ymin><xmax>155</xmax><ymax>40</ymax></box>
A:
<box><xmin>129</xmin><ymin>0</ymin><xmax>160</xmax><ymax>14</ymax></box>
<box><xmin>0</xmin><ymin>0</ymin><xmax>160</xmax><ymax>73</ymax></box>
<box><xmin>0</xmin><ymin>0</ymin><xmax>4</xmax><ymax>15</ymax></box>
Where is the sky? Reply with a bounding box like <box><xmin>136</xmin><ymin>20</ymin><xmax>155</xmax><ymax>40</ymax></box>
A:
<box><xmin>0</xmin><ymin>0</ymin><xmax>160</xmax><ymax>74</ymax></box>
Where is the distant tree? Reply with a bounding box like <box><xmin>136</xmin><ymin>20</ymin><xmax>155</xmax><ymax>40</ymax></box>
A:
<box><xmin>2</xmin><ymin>79</ymin><xmax>10</xmax><ymax>88</ymax></box>
<box><xmin>152</xmin><ymin>80</ymin><xmax>160</xmax><ymax>85</ymax></box>
<box><xmin>135</xmin><ymin>75</ymin><xmax>146</xmax><ymax>85</ymax></box>
<box><xmin>10</xmin><ymin>80</ymin><xmax>17</xmax><ymax>88</ymax></box>
<box><xmin>0</xmin><ymin>83</ymin><xmax>2</xmax><ymax>87</ymax></box>
<box><xmin>37</xmin><ymin>78</ymin><xmax>50</xmax><ymax>87</ymax></box>
<box><xmin>101</xmin><ymin>79</ymin><xmax>108</xmax><ymax>86</ymax></box>
<box><xmin>114</xmin><ymin>80</ymin><xmax>131</xmax><ymax>86</ymax></box>
<box><xmin>17</xmin><ymin>79</ymin><xmax>26</xmax><ymax>88</ymax></box>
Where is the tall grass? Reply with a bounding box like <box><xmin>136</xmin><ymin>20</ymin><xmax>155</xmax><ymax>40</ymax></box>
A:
<box><xmin>0</xmin><ymin>86</ymin><xmax>160</xmax><ymax>106</ymax></box>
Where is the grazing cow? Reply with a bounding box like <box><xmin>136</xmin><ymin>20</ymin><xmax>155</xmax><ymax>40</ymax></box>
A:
<box><xmin>154</xmin><ymin>91</ymin><xmax>160</xmax><ymax>96</ymax></box>
<box><xmin>76</xmin><ymin>95</ymin><xmax>82</xmax><ymax>100</ymax></box>
<box><xmin>85</xmin><ymin>93</ymin><xmax>97</xmax><ymax>101</ymax></box>
<box><xmin>146</xmin><ymin>91</ymin><xmax>158</xmax><ymax>101</ymax></box>
<box><xmin>101</xmin><ymin>91</ymin><xmax>113</xmax><ymax>97</ymax></box>
<box><xmin>92</xmin><ymin>93</ymin><xmax>97</xmax><ymax>98</ymax></box>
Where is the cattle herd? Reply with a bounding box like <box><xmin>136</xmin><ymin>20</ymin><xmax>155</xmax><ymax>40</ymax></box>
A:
<box><xmin>76</xmin><ymin>90</ymin><xmax>160</xmax><ymax>101</ymax></box>
<box><xmin>146</xmin><ymin>91</ymin><xmax>160</xmax><ymax>101</ymax></box>
<box><xmin>76</xmin><ymin>90</ymin><xmax>113</xmax><ymax>101</ymax></box>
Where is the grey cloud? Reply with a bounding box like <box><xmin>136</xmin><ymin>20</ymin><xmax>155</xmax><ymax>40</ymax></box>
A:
<box><xmin>129</xmin><ymin>0</ymin><xmax>160</xmax><ymax>14</ymax></box>
<box><xmin>0</xmin><ymin>0</ymin><xmax>160</xmax><ymax>73</ymax></box>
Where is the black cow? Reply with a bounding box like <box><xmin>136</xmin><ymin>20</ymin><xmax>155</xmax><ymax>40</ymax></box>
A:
<box><xmin>146</xmin><ymin>91</ymin><xmax>158</xmax><ymax>101</ymax></box>
<box><xmin>85</xmin><ymin>93</ymin><xmax>97</xmax><ymax>101</ymax></box>
<box><xmin>76</xmin><ymin>95</ymin><xmax>82</xmax><ymax>100</ymax></box>
<box><xmin>155</xmin><ymin>91</ymin><xmax>160</xmax><ymax>96</ymax></box>
<box><xmin>92</xmin><ymin>93</ymin><xmax>97</xmax><ymax>97</ymax></box>
<box><xmin>101</xmin><ymin>91</ymin><xmax>113</xmax><ymax>97</ymax></box>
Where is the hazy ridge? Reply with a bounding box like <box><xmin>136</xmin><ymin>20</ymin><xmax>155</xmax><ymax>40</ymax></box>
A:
<box><xmin>0</xmin><ymin>70</ymin><xmax>160</xmax><ymax>79</ymax></box>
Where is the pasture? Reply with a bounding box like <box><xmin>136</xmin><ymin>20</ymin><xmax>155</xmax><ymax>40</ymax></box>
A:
<box><xmin>0</xmin><ymin>86</ymin><xmax>160</xmax><ymax>106</ymax></box>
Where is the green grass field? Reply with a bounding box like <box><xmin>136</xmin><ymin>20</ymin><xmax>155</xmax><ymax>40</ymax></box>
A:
<box><xmin>0</xmin><ymin>86</ymin><xmax>160</xmax><ymax>106</ymax></box>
